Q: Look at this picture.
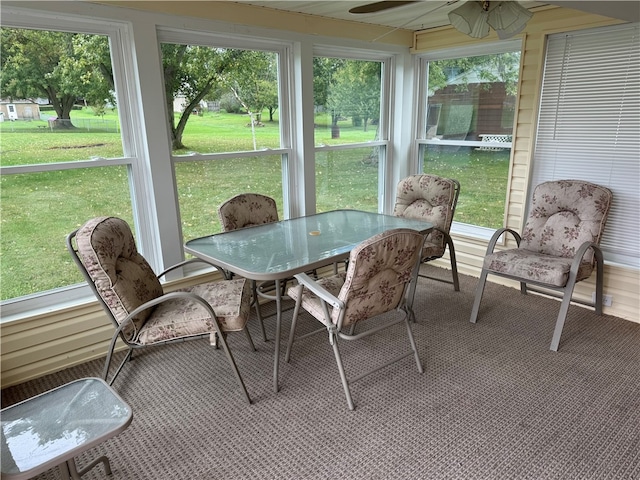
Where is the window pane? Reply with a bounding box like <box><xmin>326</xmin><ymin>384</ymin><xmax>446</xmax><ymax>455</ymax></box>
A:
<box><xmin>423</xmin><ymin>51</ymin><xmax>519</xmax><ymax>230</ymax></box>
<box><xmin>421</xmin><ymin>145</ymin><xmax>509</xmax><ymax>228</ymax></box>
<box><xmin>0</xmin><ymin>28</ymin><xmax>124</xmax><ymax>165</ymax></box>
<box><xmin>1</xmin><ymin>26</ymin><xmax>132</xmax><ymax>303</ymax></box>
<box><xmin>175</xmin><ymin>155</ymin><xmax>283</xmax><ymax>240</ymax></box>
<box><xmin>314</xmin><ymin>58</ymin><xmax>381</xmax><ymax>146</ymax></box>
<box><xmin>160</xmin><ymin>44</ymin><xmax>281</xmax><ymax>154</ymax></box>
<box><xmin>315</xmin><ymin>147</ymin><xmax>379</xmax><ymax>213</ymax></box>
<box><xmin>0</xmin><ymin>168</ymin><xmax>133</xmax><ymax>300</ymax></box>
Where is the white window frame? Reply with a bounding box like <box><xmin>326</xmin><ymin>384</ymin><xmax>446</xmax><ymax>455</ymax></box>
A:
<box><xmin>415</xmin><ymin>40</ymin><xmax>522</xmax><ymax>240</ymax></box>
<box><xmin>0</xmin><ymin>8</ymin><xmax>149</xmax><ymax>319</ymax></box>
<box><xmin>157</xmin><ymin>28</ymin><xmax>296</xmax><ymax>220</ymax></box>
<box><xmin>313</xmin><ymin>46</ymin><xmax>396</xmax><ymax>214</ymax></box>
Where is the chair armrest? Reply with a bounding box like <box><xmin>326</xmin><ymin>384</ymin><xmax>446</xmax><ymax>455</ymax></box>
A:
<box><xmin>158</xmin><ymin>258</ymin><xmax>224</xmax><ymax>279</ymax></box>
<box><xmin>569</xmin><ymin>241</ymin><xmax>603</xmax><ymax>275</ymax></box>
<box><xmin>486</xmin><ymin>228</ymin><xmax>522</xmax><ymax>255</ymax></box>
<box><xmin>294</xmin><ymin>272</ymin><xmax>345</xmax><ymax>310</ymax></box>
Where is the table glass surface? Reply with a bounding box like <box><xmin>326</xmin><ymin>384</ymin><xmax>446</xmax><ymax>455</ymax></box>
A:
<box><xmin>1</xmin><ymin>377</ymin><xmax>132</xmax><ymax>477</ymax></box>
<box><xmin>185</xmin><ymin>209</ymin><xmax>433</xmax><ymax>280</ymax></box>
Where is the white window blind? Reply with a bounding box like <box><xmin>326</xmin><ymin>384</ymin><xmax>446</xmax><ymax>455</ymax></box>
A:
<box><xmin>531</xmin><ymin>23</ymin><xmax>640</xmax><ymax>268</ymax></box>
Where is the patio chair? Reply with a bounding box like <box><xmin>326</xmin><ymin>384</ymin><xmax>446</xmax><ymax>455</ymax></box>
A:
<box><xmin>285</xmin><ymin>228</ymin><xmax>426</xmax><ymax>410</ymax></box>
<box><xmin>218</xmin><ymin>193</ymin><xmax>281</xmax><ymax>341</ymax></box>
<box><xmin>67</xmin><ymin>216</ymin><xmax>254</xmax><ymax>403</ymax></box>
<box><xmin>218</xmin><ymin>192</ymin><xmax>279</xmax><ymax>232</ymax></box>
<box><xmin>393</xmin><ymin>174</ymin><xmax>461</xmax><ymax>291</ymax></box>
<box><xmin>469</xmin><ymin>180</ymin><xmax>613</xmax><ymax>351</ymax></box>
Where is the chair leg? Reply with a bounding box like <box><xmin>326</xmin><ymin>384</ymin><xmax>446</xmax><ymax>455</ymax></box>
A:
<box><xmin>285</xmin><ymin>286</ymin><xmax>304</xmax><ymax>363</ymax></box>
<box><xmin>215</xmin><ymin>332</ymin><xmax>252</xmax><ymax>404</ymax></box>
<box><xmin>244</xmin><ymin>327</ymin><xmax>256</xmax><ymax>352</ymax></box>
<box><xmin>252</xmin><ymin>280</ymin><xmax>268</xmax><ymax>342</ymax></box>
<box><xmin>404</xmin><ymin>317</ymin><xmax>424</xmax><ymax>374</ymax></box>
<box><xmin>469</xmin><ymin>269</ymin><xmax>489</xmax><ymax>323</ymax></box>
<box><xmin>446</xmin><ymin>233</ymin><xmax>460</xmax><ymax>292</ymax></box>
<box><xmin>330</xmin><ymin>335</ymin><xmax>355</xmax><ymax>411</ymax></box>
<box><xmin>549</xmin><ymin>291</ymin><xmax>573</xmax><ymax>352</ymax></box>
<box><xmin>103</xmin><ymin>333</ymin><xmax>133</xmax><ymax>386</ymax></box>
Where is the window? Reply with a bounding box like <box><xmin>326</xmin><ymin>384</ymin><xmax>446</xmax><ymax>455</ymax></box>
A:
<box><xmin>531</xmin><ymin>23</ymin><xmax>640</xmax><ymax>268</ymax></box>
<box><xmin>0</xmin><ymin>19</ymin><xmax>140</xmax><ymax>307</ymax></box>
<box><xmin>313</xmin><ymin>52</ymin><xmax>389</xmax><ymax>213</ymax></box>
<box><xmin>158</xmin><ymin>30</ymin><xmax>291</xmax><ymax>240</ymax></box>
<box><xmin>417</xmin><ymin>41</ymin><xmax>521</xmax><ymax>237</ymax></box>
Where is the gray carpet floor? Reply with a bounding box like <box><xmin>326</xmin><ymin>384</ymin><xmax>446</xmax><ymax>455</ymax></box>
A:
<box><xmin>3</xmin><ymin>265</ymin><xmax>640</xmax><ymax>479</ymax></box>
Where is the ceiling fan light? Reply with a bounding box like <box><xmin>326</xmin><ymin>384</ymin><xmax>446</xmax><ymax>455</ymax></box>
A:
<box><xmin>495</xmin><ymin>21</ymin><xmax>528</xmax><ymax>39</ymax></box>
<box><xmin>487</xmin><ymin>1</ymin><xmax>533</xmax><ymax>32</ymax></box>
<box><xmin>448</xmin><ymin>2</ymin><xmax>491</xmax><ymax>38</ymax></box>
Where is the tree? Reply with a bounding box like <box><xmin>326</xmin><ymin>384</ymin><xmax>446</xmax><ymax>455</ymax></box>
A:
<box><xmin>225</xmin><ymin>50</ymin><xmax>278</xmax><ymax>122</ymax></box>
<box><xmin>0</xmin><ymin>28</ymin><xmax>113</xmax><ymax>127</ymax></box>
<box><xmin>162</xmin><ymin>44</ymin><xmax>246</xmax><ymax>150</ymax></box>
<box><xmin>427</xmin><ymin>52</ymin><xmax>521</xmax><ymax>96</ymax></box>
<box><xmin>326</xmin><ymin>60</ymin><xmax>381</xmax><ymax>133</ymax></box>
<box><xmin>313</xmin><ymin>57</ymin><xmax>345</xmax><ymax>137</ymax></box>
<box><xmin>222</xmin><ymin>50</ymin><xmax>279</xmax><ymax>149</ymax></box>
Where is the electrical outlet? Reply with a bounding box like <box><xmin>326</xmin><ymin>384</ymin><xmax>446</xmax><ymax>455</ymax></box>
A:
<box><xmin>592</xmin><ymin>292</ymin><xmax>613</xmax><ymax>307</ymax></box>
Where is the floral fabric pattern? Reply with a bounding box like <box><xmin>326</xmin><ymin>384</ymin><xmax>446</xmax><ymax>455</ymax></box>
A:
<box><xmin>75</xmin><ymin>216</ymin><xmax>250</xmax><ymax>345</ymax></box>
<box><xmin>76</xmin><ymin>216</ymin><xmax>163</xmax><ymax>341</ymax></box>
<box><xmin>218</xmin><ymin>193</ymin><xmax>278</xmax><ymax>232</ymax></box>
<box><xmin>287</xmin><ymin>229</ymin><xmax>424</xmax><ymax>328</ymax></box>
<box><xmin>485</xmin><ymin>180</ymin><xmax>612</xmax><ymax>286</ymax></box>
<box><xmin>393</xmin><ymin>174</ymin><xmax>458</xmax><ymax>259</ymax></box>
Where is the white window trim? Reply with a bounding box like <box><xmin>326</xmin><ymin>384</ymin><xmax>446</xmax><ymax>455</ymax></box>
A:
<box><xmin>0</xmin><ymin>8</ymin><xmax>149</xmax><ymax>319</ymax></box>
<box><xmin>415</xmin><ymin>39</ymin><xmax>522</xmax><ymax>239</ymax></box>
<box><xmin>313</xmin><ymin>47</ymin><xmax>396</xmax><ymax>213</ymax></box>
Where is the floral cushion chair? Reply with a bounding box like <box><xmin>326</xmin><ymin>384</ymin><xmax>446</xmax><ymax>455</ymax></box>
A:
<box><xmin>284</xmin><ymin>228</ymin><xmax>426</xmax><ymax>410</ymax></box>
<box><xmin>393</xmin><ymin>174</ymin><xmax>461</xmax><ymax>291</ymax></box>
<box><xmin>469</xmin><ymin>180</ymin><xmax>613</xmax><ymax>351</ymax></box>
<box><xmin>217</xmin><ymin>193</ymin><xmax>281</xmax><ymax>342</ymax></box>
<box><xmin>67</xmin><ymin>216</ymin><xmax>254</xmax><ymax>403</ymax></box>
<box><xmin>217</xmin><ymin>193</ymin><xmax>278</xmax><ymax>232</ymax></box>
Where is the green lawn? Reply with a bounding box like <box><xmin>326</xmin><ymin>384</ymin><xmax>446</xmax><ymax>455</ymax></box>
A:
<box><xmin>0</xmin><ymin>108</ymin><xmax>508</xmax><ymax>300</ymax></box>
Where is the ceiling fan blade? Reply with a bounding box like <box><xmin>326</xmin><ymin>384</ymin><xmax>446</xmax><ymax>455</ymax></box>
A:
<box><xmin>349</xmin><ymin>1</ymin><xmax>419</xmax><ymax>15</ymax></box>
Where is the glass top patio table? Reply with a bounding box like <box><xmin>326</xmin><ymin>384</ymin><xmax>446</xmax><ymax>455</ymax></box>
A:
<box><xmin>184</xmin><ymin>209</ymin><xmax>433</xmax><ymax>281</ymax></box>
<box><xmin>1</xmin><ymin>377</ymin><xmax>132</xmax><ymax>480</ymax></box>
<box><xmin>184</xmin><ymin>209</ymin><xmax>433</xmax><ymax>393</ymax></box>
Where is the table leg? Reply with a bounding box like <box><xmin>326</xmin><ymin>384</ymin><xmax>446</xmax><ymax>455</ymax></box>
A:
<box><xmin>63</xmin><ymin>454</ymin><xmax>112</xmax><ymax>479</ymax></box>
<box><xmin>58</xmin><ymin>461</ymin><xmax>72</xmax><ymax>480</ymax></box>
<box><xmin>273</xmin><ymin>278</ymin><xmax>282</xmax><ymax>393</ymax></box>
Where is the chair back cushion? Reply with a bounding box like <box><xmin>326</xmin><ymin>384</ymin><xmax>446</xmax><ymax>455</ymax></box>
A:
<box><xmin>336</xmin><ymin>228</ymin><xmax>424</xmax><ymax>326</ymax></box>
<box><xmin>393</xmin><ymin>174</ymin><xmax>458</xmax><ymax>257</ymax></box>
<box><xmin>75</xmin><ymin>216</ymin><xmax>163</xmax><ymax>341</ymax></box>
<box><xmin>218</xmin><ymin>193</ymin><xmax>278</xmax><ymax>232</ymax></box>
<box><xmin>521</xmin><ymin>180</ymin><xmax>612</xmax><ymax>262</ymax></box>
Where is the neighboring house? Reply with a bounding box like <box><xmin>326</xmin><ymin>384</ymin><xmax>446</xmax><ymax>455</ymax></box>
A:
<box><xmin>172</xmin><ymin>95</ymin><xmax>217</xmax><ymax>114</ymax></box>
<box><xmin>0</xmin><ymin>99</ymin><xmax>41</xmax><ymax>121</ymax></box>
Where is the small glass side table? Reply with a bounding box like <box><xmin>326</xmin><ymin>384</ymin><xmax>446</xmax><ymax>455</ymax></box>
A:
<box><xmin>1</xmin><ymin>377</ymin><xmax>133</xmax><ymax>480</ymax></box>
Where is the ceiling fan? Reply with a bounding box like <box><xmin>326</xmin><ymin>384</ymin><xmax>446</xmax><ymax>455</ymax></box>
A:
<box><xmin>350</xmin><ymin>1</ymin><xmax>533</xmax><ymax>40</ymax></box>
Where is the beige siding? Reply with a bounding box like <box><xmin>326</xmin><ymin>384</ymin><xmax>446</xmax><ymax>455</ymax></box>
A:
<box><xmin>414</xmin><ymin>7</ymin><xmax>639</xmax><ymax>326</ymax></box>
<box><xmin>1</xmin><ymin>273</ymin><xmax>221</xmax><ymax>388</ymax></box>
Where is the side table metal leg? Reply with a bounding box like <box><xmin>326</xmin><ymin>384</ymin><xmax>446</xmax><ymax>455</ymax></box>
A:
<box><xmin>67</xmin><ymin>455</ymin><xmax>113</xmax><ymax>478</ymax></box>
